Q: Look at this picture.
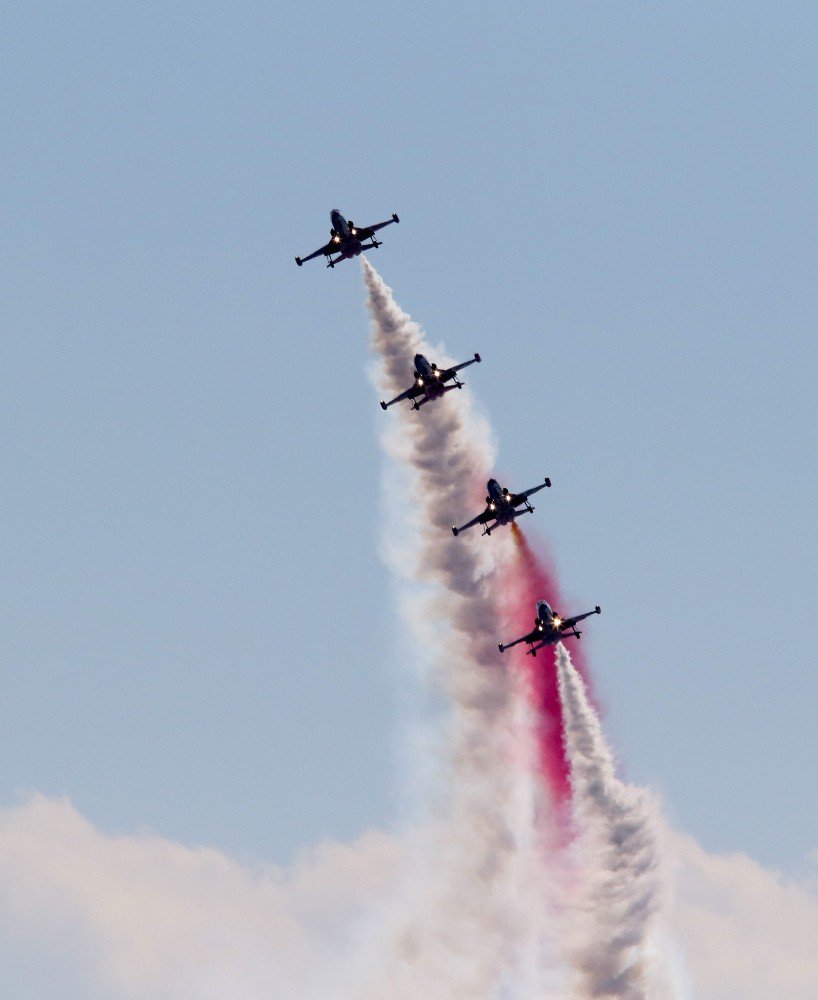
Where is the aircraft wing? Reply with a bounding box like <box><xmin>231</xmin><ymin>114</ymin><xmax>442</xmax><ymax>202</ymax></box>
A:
<box><xmin>295</xmin><ymin>242</ymin><xmax>333</xmax><ymax>266</ymax></box>
<box><xmin>356</xmin><ymin>214</ymin><xmax>400</xmax><ymax>239</ymax></box>
<box><xmin>452</xmin><ymin>507</ymin><xmax>491</xmax><ymax>536</ymax></box>
<box><xmin>498</xmin><ymin>622</ymin><xmax>542</xmax><ymax>653</ymax></box>
<box><xmin>510</xmin><ymin>477</ymin><xmax>551</xmax><ymax>505</ymax></box>
<box><xmin>381</xmin><ymin>383</ymin><xmax>424</xmax><ymax>409</ymax></box>
<box><xmin>441</xmin><ymin>354</ymin><xmax>481</xmax><ymax>381</ymax></box>
<box><xmin>560</xmin><ymin>606</ymin><xmax>602</xmax><ymax>630</ymax></box>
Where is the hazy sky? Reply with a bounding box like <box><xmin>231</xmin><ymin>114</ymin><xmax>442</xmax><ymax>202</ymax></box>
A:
<box><xmin>3</xmin><ymin>0</ymin><xmax>818</xmax><ymax>887</ymax></box>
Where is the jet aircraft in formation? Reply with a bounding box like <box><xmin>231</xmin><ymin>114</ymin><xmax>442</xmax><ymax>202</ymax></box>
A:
<box><xmin>499</xmin><ymin>601</ymin><xmax>602</xmax><ymax>656</ymax></box>
<box><xmin>295</xmin><ymin>209</ymin><xmax>400</xmax><ymax>268</ymax></box>
<box><xmin>294</xmin><ymin>208</ymin><xmax>602</xmax><ymax>653</ymax></box>
<box><xmin>452</xmin><ymin>477</ymin><xmax>551</xmax><ymax>537</ymax></box>
<box><xmin>380</xmin><ymin>352</ymin><xmax>481</xmax><ymax>411</ymax></box>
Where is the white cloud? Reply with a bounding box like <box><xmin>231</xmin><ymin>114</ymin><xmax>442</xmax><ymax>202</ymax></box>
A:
<box><xmin>0</xmin><ymin>794</ymin><xmax>817</xmax><ymax>999</ymax></box>
<box><xmin>0</xmin><ymin>794</ymin><xmax>402</xmax><ymax>1000</ymax></box>
<box><xmin>666</xmin><ymin>829</ymin><xmax>818</xmax><ymax>1000</ymax></box>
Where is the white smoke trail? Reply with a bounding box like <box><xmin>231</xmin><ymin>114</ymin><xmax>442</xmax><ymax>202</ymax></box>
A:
<box><xmin>556</xmin><ymin>645</ymin><xmax>669</xmax><ymax>1000</ymax></box>
<box><xmin>360</xmin><ymin>259</ymin><xmax>533</xmax><ymax>999</ymax></box>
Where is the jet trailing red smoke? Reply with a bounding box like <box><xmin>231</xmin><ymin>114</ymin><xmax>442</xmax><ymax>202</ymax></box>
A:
<box><xmin>500</xmin><ymin>523</ymin><xmax>594</xmax><ymax>811</ymax></box>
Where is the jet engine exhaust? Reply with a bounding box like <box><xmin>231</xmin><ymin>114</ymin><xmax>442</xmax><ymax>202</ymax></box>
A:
<box><xmin>501</xmin><ymin>522</ymin><xmax>595</xmax><ymax>809</ymax></box>
<box><xmin>361</xmin><ymin>257</ymin><xmax>521</xmax><ymax>997</ymax></box>
<box><xmin>556</xmin><ymin>645</ymin><xmax>665</xmax><ymax>999</ymax></box>
<box><xmin>361</xmin><ymin>259</ymin><xmax>671</xmax><ymax>997</ymax></box>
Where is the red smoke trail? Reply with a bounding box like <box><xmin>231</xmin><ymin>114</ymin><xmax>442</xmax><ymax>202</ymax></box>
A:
<box><xmin>501</xmin><ymin>524</ymin><xmax>594</xmax><ymax>815</ymax></box>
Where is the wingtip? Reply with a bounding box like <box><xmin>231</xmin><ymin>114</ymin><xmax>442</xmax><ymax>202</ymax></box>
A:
<box><xmin>295</xmin><ymin>257</ymin><xmax>302</xmax><ymax>266</ymax></box>
<box><xmin>451</xmin><ymin>526</ymin><xmax>459</xmax><ymax>537</ymax></box>
<box><xmin>595</xmin><ymin>605</ymin><xmax>601</xmax><ymax>614</ymax></box>
<box><xmin>392</xmin><ymin>212</ymin><xmax>400</xmax><ymax>223</ymax></box>
<box><xmin>379</xmin><ymin>401</ymin><xmax>387</xmax><ymax>411</ymax></box>
<box><xmin>498</xmin><ymin>644</ymin><xmax>504</xmax><ymax>653</ymax></box>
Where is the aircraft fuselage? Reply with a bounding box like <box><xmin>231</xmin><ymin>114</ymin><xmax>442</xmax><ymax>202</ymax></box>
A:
<box><xmin>485</xmin><ymin>478</ymin><xmax>518</xmax><ymax>525</ymax></box>
<box><xmin>533</xmin><ymin>602</ymin><xmax>563</xmax><ymax>644</ymax></box>
<box><xmin>537</xmin><ymin>601</ymin><xmax>554</xmax><ymax>622</ymax></box>
<box><xmin>414</xmin><ymin>354</ymin><xmax>447</xmax><ymax>401</ymax></box>
<box><xmin>329</xmin><ymin>209</ymin><xmax>363</xmax><ymax>259</ymax></box>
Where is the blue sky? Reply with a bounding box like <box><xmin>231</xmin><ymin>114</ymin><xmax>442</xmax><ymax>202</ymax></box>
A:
<box><xmin>3</xmin><ymin>1</ymin><xmax>818</xmax><ymax>880</ymax></box>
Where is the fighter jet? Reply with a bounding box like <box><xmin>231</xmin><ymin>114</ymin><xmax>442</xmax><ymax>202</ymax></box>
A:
<box><xmin>295</xmin><ymin>209</ymin><xmax>400</xmax><ymax>268</ymax></box>
<box><xmin>380</xmin><ymin>353</ymin><xmax>481</xmax><ymax>412</ymax></box>
<box><xmin>451</xmin><ymin>477</ymin><xmax>551</xmax><ymax>537</ymax></box>
<box><xmin>498</xmin><ymin>601</ymin><xmax>601</xmax><ymax>656</ymax></box>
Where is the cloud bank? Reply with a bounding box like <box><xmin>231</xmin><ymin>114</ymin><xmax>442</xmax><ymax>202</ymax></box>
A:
<box><xmin>666</xmin><ymin>829</ymin><xmax>818</xmax><ymax>1000</ymax></box>
<box><xmin>0</xmin><ymin>795</ymin><xmax>815</xmax><ymax>999</ymax></box>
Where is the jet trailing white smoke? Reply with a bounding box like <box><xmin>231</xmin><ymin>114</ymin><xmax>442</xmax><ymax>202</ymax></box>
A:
<box><xmin>361</xmin><ymin>260</ymin><xmax>673</xmax><ymax>998</ymax></box>
<box><xmin>360</xmin><ymin>259</ymin><xmax>533</xmax><ymax>999</ymax></box>
<box><xmin>556</xmin><ymin>645</ymin><xmax>667</xmax><ymax>1000</ymax></box>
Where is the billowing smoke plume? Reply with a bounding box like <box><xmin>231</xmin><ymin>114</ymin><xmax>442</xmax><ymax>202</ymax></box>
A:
<box><xmin>361</xmin><ymin>260</ymin><xmax>674</xmax><ymax>997</ymax></box>
<box><xmin>556</xmin><ymin>645</ymin><xmax>665</xmax><ymax>999</ymax></box>
<box><xmin>361</xmin><ymin>259</ymin><xmax>526</xmax><ymax>998</ymax></box>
